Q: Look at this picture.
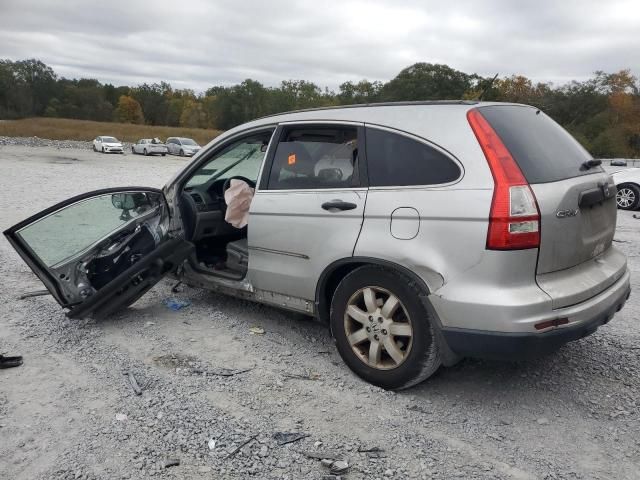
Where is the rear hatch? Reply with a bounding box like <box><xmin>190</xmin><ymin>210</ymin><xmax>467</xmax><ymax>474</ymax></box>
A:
<box><xmin>479</xmin><ymin>105</ymin><xmax>624</xmax><ymax>308</ymax></box>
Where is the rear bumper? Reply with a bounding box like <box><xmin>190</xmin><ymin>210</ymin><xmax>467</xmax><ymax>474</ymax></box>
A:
<box><xmin>440</xmin><ymin>271</ymin><xmax>631</xmax><ymax>360</ymax></box>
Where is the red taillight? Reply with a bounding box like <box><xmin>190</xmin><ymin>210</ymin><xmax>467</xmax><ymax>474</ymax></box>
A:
<box><xmin>467</xmin><ymin>108</ymin><xmax>541</xmax><ymax>250</ymax></box>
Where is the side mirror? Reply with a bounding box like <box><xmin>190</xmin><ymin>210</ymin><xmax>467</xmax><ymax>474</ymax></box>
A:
<box><xmin>111</xmin><ymin>192</ymin><xmax>146</xmax><ymax>211</ymax></box>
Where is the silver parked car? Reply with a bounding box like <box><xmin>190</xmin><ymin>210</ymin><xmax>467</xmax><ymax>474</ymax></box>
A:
<box><xmin>166</xmin><ymin>137</ymin><xmax>201</xmax><ymax>157</ymax></box>
<box><xmin>4</xmin><ymin>101</ymin><xmax>631</xmax><ymax>389</ymax></box>
<box><xmin>132</xmin><ymin>138</ymin><xmax>168</xmax><ymax>156</ymax></box>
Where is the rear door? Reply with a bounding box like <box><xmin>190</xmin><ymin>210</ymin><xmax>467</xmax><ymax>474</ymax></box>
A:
<box><xmin>479</xmin><ymin>105</ymin><xmax>623</xmax><ymax>307</ymax></box>
<box><xmin>248</xmin><ymin>123</ymin><xmax>367</xmax><ymax>301</ymax></box>
<box><xmin>4</xmin><ymin>187</ymin><xmax>192</xmax><ymax>319</ymax></box>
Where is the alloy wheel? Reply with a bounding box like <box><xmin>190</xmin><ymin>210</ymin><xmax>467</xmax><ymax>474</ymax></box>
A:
<box><xmin>617</xmin><ymin>187</ymin><xmax>636</xmax><ymax>208</ymax></box>
<box><xmin>343</xmin><ymin>286</ymin><xmax>413</xmax><ymax>370</ymax></box>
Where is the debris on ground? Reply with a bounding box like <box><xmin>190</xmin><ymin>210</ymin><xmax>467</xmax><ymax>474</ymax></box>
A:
<box><xmin>273</xmin><ymin>431</ymin><xmax>309</xmax><ymax>445</ymax></box>
<box><xmin>163</xmin><ymin>298</ymin><xmax>191</xmax><ymax>311</ymax></box>
<box><xmin>249</xmin><ymin>326</ymin><xmax>265</xmax><ymax>335</ymax></box>
<box><xmin>300</xmin><ymin>450</ymin><xmax>343</xmax><ymax>461</ymax></box>
<box><xmin>163</xmin><ymin>458</ymin><xmax>180</xmax><ymax>468</ymax></box>
<box><xmin>226</xmin><ymin>434</ymin><xmax>258</xmax><ymax>459</ymax></box>
<box><xmin>407</xmin><ymin>404</ymin><xmax>432</xmax><ymax>414</ymax></box>
<box><xmin>125</xmin><ymin>371</ymin><xmax>143</xmax><ymax>395</ymax></box>
<box><xmin>208</xmin><ymin>438</ymin><xmax>216</xmax><ymax>450</ymax></box>
<box><xmin>191</xmin><ymin>367</ymin><xmax>253</xmax><ymax>377</ymax></box>
<box><xmin>18</xmin><ymin>289</ymin><xmax>49</xmax><ymax>300</ymax></box>
<box><xmin>115</xmin><ymin>413</ymin><xmax>128</xmax><ymax>422</ymax></box>
<box><xmin>358</xmin><ymin>446</ymin><xmax>385</xmax><ymax>457</ymax></box>
<box><xmin>330</xmin><ymin>460</ymin><xmax>350</xmax><ymax>475</ymax></box>
<box><xmin>0</xmin><ymin>354</ymin><xmax>23</xmax><ymax>369</ymax></box>
<box><xmin>282</xmin><ymin>371</ymin><xmax>321</xmax><ymax>381</ymax></box>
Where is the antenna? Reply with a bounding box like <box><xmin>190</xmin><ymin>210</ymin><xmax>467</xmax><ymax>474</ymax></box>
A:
<box><xmin>477</xmin><ymin>73</ymin><xmax>499</xmax><ymax>101</ymax></box>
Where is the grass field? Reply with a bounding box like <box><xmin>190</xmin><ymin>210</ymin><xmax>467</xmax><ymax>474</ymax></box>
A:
<box><xmin>0</xmin><ymin>117</ymin><xmax>222</xmax><ymax>145</ymax></box>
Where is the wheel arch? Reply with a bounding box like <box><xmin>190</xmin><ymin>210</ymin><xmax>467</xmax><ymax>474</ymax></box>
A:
<box><xmin>315</xmin><ymin>257</ymin><xmax>438</xmax><ymax>323</ymax></box>
<box><xmin>315</xmin><ymin>257</ymin><xmax>459</xmax><ymax>366</ymax></box>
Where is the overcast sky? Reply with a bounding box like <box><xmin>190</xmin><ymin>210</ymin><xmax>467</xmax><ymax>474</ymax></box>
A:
<box><xmin>1</xmin><ymin>0</ymin><xmax>638</xmax><ymax>91</ymax></box>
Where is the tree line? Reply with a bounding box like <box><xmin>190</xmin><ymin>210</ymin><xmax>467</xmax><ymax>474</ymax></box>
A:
<box><xmin>0</xmin><ymin>58</ymin><xmax>638</xmax><ymax>158</ymax></box>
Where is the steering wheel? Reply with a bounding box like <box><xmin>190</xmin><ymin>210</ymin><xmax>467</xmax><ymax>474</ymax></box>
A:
<box><xmin>222</xmin><ymin>176</ymin><xmax>256</xmax><ymax>195</ymax></box>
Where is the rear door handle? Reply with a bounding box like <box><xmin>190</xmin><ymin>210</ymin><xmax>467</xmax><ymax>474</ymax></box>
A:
<box><xmin>321</xmin><ymin>200</ymin><xmax>358</xmax><ymax>211</ymax></box>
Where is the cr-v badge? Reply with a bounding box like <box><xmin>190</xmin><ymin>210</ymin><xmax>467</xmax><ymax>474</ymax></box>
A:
<box><xmin>556</xmin><ymin>209</ymin><xmax>579</xmax><ymax>218</ymax></box>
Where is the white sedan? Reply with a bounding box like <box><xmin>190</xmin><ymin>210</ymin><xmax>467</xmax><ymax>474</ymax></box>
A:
<box><xmin>131</xmin><ymin>138</ymin><xmax>168</xmax><ymax>156</ymax></box>
<box><xmin>612</xmin><ymin>167</ymin><xmax>640</xmax><ymax>210</ymax></box>
<box><xmin>93</xmin><ymin>136</ymin><xmax>124</xmax><ymax>154</ymax></box>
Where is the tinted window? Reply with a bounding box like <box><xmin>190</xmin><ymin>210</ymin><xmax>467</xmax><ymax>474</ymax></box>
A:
<box><xmin>268</xmin><ymin>126</ymin><xmax>359</xmax><ymax>190</ymax></box>
<box><xmin>366</xmin><ymin>128</ymin><xmax>460</xmax><ymax>187</ymax></box>
<box><xmin>479</xmin><ymin>106</ymin><xmax>600</xmax><ymax>184</ymax></box>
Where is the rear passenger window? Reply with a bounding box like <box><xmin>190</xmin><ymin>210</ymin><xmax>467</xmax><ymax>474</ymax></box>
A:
<box><xmin>267</xmin><ymin>126</ymin><xmax>359</xmax><ymax>190</ymax></box>
<box><xmin>366</xmin><ymin>128</ymin><xmax>461</xmax><ymax>187</ymax></box>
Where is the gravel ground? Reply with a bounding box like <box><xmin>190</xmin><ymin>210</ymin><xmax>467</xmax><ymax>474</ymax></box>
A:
<box><xmin>0</xmin><ymin>142</ymin><xmax>639</xmax><ymax>480</ymax></box>
<box><xmin>0</xmin><ymin>136</ymin><xmax>134</xmax><ymax>151</ymax></box>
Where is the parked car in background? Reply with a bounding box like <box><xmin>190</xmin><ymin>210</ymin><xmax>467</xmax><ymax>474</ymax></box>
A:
<box><xmin>166</xmin><ymin>137</ymin><xmax>201</xmax><ymax>156</ymax></box>
<box><xmin>93</xmin><ymin>136</ymin><xmax>124</xmax><ymax>154</ymax></box>
<box><xmin>132</xmin><ymin>138</ymin><xmax>168</xmax><ymax>156</ymax></box>
<box><xmin>612</xmin><ymin>167</ymin><xmax>640</xmax><ymax>210</ymax></box>
<box><xmin>4</xmin><ymin>102</ymin><xmax>631</xmax><ymax>390</ymax></box>
<box><xmin>610</xmin><ymin>159</ymin><xmax>628</xmax><ymax>167</ymax></box>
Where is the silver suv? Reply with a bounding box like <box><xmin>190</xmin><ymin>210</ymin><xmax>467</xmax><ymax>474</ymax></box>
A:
<box><xmin>5</xmin><ymin>101</ymin><xmax>631</xmax><ymax>389</ymax></box>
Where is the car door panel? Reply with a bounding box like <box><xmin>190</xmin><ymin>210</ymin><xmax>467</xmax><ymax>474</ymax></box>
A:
<box><xmin>248</xmin><ymin>189</ymin><xmax>366</xmax><ymax>300</ymax></box>
<box><xmin>247</xmin><ymin>123</ymin><xmax>367</xmax><ymax>301</ymax></box>
<box><xmin>4</xmin><ymin>187</ymin><xmax>191</xmax><ymax>319</ymax></box>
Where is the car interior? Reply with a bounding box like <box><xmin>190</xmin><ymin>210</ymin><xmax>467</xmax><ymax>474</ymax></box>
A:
<box><xmin>178</xmin><ymin>126</ymin><xmax>359</xmax><ymax>281</ymax></box>
<box><xmin>179</xmin><ymin>131</ymin><xmax>272</xmax><ymax>280</ymax></box>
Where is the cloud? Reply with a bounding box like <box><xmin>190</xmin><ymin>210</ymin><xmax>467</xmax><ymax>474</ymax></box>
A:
<box><xmin>0</xmin><ymin>0</ymin><xmax>638</xmax><ymax>91</ymax></box>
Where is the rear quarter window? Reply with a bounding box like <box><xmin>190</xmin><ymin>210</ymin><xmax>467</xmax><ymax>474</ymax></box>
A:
<box><xmin>478</xmin><ymin>105</ymin><xmax>601</xmax><ymax>184</ymax></box>
<box><xmin>365</xmin><ymin>127</ymin><xmax>461</xmax><ymax>187</ymax></box>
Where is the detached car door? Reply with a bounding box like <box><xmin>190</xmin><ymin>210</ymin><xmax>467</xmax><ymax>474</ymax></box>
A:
<box><xmin>4</xmin><ymin>187</ymin><xmax>192</xmax><ymax>319</ymax></box>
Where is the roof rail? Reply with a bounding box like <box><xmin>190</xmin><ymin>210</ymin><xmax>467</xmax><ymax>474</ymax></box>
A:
<box><xmin>255</xmin><ymin>100</ymin><xmax>479</xmax><ymax>121</ymax></box>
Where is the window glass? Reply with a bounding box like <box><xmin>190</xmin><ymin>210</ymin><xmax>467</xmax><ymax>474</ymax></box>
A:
<box><xmin>478</xmin><ymin>106</ymin><xmax>599</xmax><ymax>184</ymax></box>
<box><xmin>185</xmin><ymin>131</ymin><xmax>273</xmax><ymax>188</ymax></box>
<box><xmin>17</xmin><ymin>191</ymin><xmax>162</xmax><ymax>267</ymax></box>
<box><xmin>366</xmin><ymin>128</ymin><xmax>460</xmax><ymax>187</ymax></box>
<box><xmin>268</xmin><ymin>126</ymin><xmax>359</xmax><ymax>190</ymax></box>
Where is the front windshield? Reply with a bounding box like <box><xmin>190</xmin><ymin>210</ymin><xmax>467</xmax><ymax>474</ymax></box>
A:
<box><xmin>181</xmin><ymin>139</ymin><xmax>198</xmax><ymax>146</ymax></box>
<box><xmin>185</xmin><ymin>132</ymin><xmax>273</xmax><ymax>189</ymax></box>
<box><xmin>103</xmin><ymin>137</ymin><xmax>118</xmax><ymax>143</ymax></box>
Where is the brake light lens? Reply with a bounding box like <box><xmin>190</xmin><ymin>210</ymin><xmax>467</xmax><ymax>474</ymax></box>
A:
<box><xmin>467</xmin><ymin>108</ymin><xmax>541</xmax><ymax>250</ymax></box>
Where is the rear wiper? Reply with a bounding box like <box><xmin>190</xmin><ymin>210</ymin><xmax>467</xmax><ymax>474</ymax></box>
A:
<box><xmin>581</xmin><ymin>159</ymin><xmax>602</xmax><ymax>170</ymax></box>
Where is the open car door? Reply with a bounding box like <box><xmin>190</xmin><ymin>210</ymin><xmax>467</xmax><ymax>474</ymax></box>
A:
<box><xmin>4</xmin><ymin>187</ymin><xmax>193</xmax><ymax>319</ymax></box>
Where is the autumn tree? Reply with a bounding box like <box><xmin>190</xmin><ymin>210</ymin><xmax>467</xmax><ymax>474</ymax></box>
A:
<box><xmin>114</xmin><ymin>95</ymin><xmax>144</xmax><ymax>124</ymax></box>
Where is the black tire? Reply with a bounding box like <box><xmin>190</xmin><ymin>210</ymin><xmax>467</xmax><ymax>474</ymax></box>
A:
<box><xmin>179</xmin><ymin>149</ymin><xmax>185</xmax><ymax>157</ymax></box>
<box><xmin>330</xmin><ymin>265</ymin><xmax>441</xmax><ymax>390</ymax></box>
<box><xmin>161</xmin><ymin>153</ymin><xmax>166</xmax><ymax>157</ymax></box>
<box><xmin>616</xmin><ymin>183</ymin><xmax>640</xmax><ymax>210</ymax></box>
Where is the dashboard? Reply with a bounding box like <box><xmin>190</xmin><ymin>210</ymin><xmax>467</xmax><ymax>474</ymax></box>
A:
<box><xmin>184</xmin><ymin>178</ymin><xmax>228</xmax><ymax>212</ymax></box>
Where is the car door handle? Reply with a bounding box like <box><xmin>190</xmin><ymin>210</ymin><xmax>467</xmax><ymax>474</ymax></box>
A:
<box><xmin>321</xmin><ymin>200</ymin><xmax>358</xmax><ymax>211</ymax></box>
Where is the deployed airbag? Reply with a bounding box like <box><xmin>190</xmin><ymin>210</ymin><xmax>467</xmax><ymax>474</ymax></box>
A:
<box><xmin>224</xmin><ymin>179</ymin><xmax>254</xmax><ymax>228</ymax></box>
